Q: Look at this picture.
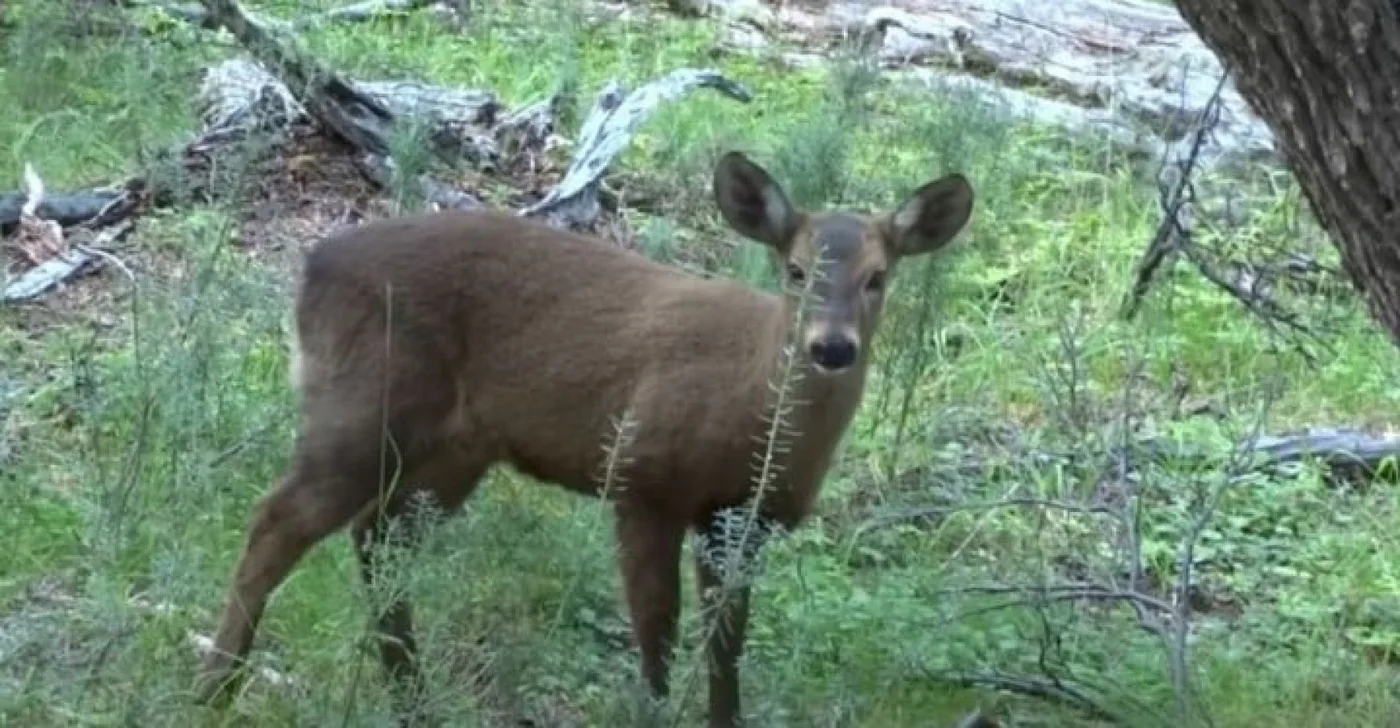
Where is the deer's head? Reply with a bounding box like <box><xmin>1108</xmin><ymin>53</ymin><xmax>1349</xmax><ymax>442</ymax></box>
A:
<box><xmin>713</xmin><ymin>151</ymin><xmax>975</xmax><ymax>375</ymax></box>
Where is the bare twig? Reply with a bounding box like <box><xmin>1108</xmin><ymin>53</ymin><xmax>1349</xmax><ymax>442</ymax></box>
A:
<box><xmin>919</xmin><ymin>667</ymin><xmax>1124</xmax><ymax>724</ymax></box>
<box><xmin>1120</xmin><ymin>69</ymin><xmax>1334</xmax><ymax>364</ymax></box>
<box><xmin>857</xmin><ymin>497</ymin><xmax>1116</xmax><ymax>533</ymax></box>
<box><xmin>1120</xmin><ymin>72</ymin><xmax>1229</xmax><ymax>322</ymax></box>
<box><xmin>899</xmin><ymin>305</ymin><xmax>1281</xmax><ymax>725</ymax></box>
<box><xmin>76</xmin><ymin>222</ymin><xmax>140</xmax><ymax>284</ymax></box>
<box><xmin>936</xmin><ymin>582</ymin><xmax>1176</xmax><ymax>615</ymax></box>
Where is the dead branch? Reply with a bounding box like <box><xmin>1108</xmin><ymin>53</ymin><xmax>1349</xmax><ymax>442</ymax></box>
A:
<box><xmin>1120</xmin><ymin>72</ymin><xmax>1228</xmax><ymax>322</ymax></box>
<box><xmin>1179</xmin><ymin>242</ymin><xmax>1334</xmax><ymax>363</ymax></box>
<box><xmin>13</xmin><ymin>163</ymin><xmax>68</xmax><ymax>266</ymax></box>
<box><xmin>862</xmin><ymin>426</ymin><xmax>1400</xmax><ymax>536</ymax></box>
<box><xmin>3</xmin><ymin>161</ymin><xmax>141</xmax><ymax>305</ymax></box>
<box><xmin>195</xmin><ymin>59</ymin><xmax>504</xmax><ymax>152</ymax></box>
<box><xmin>5</xmin><ymin>219</ymin><xmax>136</xmax><ymax>303</ymax></box>
<box><xmin>199</xmin><ymin>0</ymin><xmax>401</xmax><ymax>158</ymax></box>
<box><xmin>0</xmin><ymin>187</ymin><xmax>133</xmax><ymax>232</ymax></box>
<box><xmin>193</xmin><ymin>56</ymin><xmax>498</xmax><ymax>211</ymax></box>
<box><xmin>195</xmin><ymin>0</ymin><xmax>502</xmax><ymax>211</ymax></box>
<box><xmin>520</xmin><ymin>70</ymin><xmax>753</xmax><ymax>230</ymax></box>
<box><xmin>919</xmin><ymin>668</ymin><xmax>1126</xmax><ymax>725</ymax></box>
<box><xmin>191</xmin><ymin>1</ymin><xmax>752</xmax><ymax>229</ymax></box>
<box><xmin>1120</xmin><ymin>71</ymin><xmax>1333</xmax><ymax>364</ymax></box>
<box><xmin>936</xmin><ymin>582</ymin><xmax>1177</xmax><ymax>616</ymax></box>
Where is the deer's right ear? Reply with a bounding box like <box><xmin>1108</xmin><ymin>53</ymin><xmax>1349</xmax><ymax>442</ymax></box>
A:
<box><xmin>713</xmin><ymin>151</ymin><xmax>799</xmax><ymax>252</ymax></box>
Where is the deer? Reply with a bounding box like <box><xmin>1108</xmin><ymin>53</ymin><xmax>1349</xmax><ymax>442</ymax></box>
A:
<box><xmin>193</xmin><ymin>150</ymin><xmax>975</xmax><ymax>727</ymax></box>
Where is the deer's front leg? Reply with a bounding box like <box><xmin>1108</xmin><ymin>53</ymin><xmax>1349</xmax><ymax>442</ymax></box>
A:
<box><xmin>694</xmin><ymin>550</ymin><xmax>751</xmax><ymax>728</ymax></box>
<box><xmin>694</xmin><ymin>506</ymin><xmax>782</xmax><ymax>728</ymax></box>
<box><xmin>615</xmin><ymin>504</ymin><xmax>685</xmax><ymax>704</ymax></box>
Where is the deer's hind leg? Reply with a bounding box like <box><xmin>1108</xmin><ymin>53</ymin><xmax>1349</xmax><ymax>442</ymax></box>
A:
<box><xmin>196</xmin><ymin>418</ymin><xmax>392</xmax><ymax>704</ymax></box>
<box><xmin>197</xmin><ymin>349</ymin><xmax>467</xmax><ymax>706</ymax></box>
<box><xmin>350</xmin><ymin>443</ymin><xmax>491</xmax><ymax>718</ymax></box>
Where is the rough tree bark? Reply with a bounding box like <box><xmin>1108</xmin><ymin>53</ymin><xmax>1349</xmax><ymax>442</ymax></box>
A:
<box><xmin>1172</xmin><ymin>0</ymin><xmax>1400</xmax><ymax>346</ymax></box>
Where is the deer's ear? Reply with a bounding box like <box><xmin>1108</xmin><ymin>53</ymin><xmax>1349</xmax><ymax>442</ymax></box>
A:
<box><xmin>713</xmin><ymin>151</ymin><xmax>800</xmax><ymax>252</ymax></box>
<box><xmin>885</xmin><ymin>173</ymin><xmax>974</xmax><ymax>258</ymax></box>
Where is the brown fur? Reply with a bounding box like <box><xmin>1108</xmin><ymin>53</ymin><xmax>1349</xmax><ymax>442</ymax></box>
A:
<box><xmin>195</xmin><ymin>152</ymin><xmax>975</xmax><ymax>727</ymax></box>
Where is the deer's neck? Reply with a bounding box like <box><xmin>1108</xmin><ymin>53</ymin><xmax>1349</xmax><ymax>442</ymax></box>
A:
<box><xmin>780</xmin><ymin>354</ymin><xmax>867</xmax><ymax>461</ymax></box>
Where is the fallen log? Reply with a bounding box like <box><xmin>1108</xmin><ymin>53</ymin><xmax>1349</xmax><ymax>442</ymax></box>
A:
<box><xmin>709</xmin><ymin>0</ymin><xmax>1277</xmax><ymax>176</ymax></box>
<box><xmin>4</xmin><ymin>0</ymin><xmax>755</xmax><ymax>303</ymax></box>
<box><xmin>860</xmin><ymin>427</ymin><xmax>1400</xmax><ymax>537</ymax></box>
<box><xmin>192</xmin><ymin>55</ymin><xmax>503</xmax><ymax>211</ymax></box>
<box><xmin>4</xmin><ymin>222</ymin><xmax>135</xmax><ymax>303</ymax></box>
<box><xmin>194</xmin><ymin>0</ymin><xmax>752</xmax><ymax>230</ymax></box>
<box><xmin>3</xmin><ymin>165</ymin><xmax>141</xmax><ymax>304</ymax></box>
<box><xmin>0</xmin><ymin>190</ymin><xmax>129</xmax><ymax>233</ymax></box>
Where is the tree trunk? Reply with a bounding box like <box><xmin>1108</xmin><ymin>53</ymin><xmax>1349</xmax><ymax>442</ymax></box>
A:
<box><xmin>1172</xmin><ymin>0</ymin><xmax>1400</xmax><ymax>345</ymax></box>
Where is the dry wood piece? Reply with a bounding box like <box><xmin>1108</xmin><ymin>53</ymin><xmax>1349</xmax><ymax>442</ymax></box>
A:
<box><xmin>12</xmin><ymin>164</ymin><xmax>68</xmax><ymax>267</ymax></box>
<box><xmin>3</xmin><ymin>165</ymin><xmax>139</xmax><ymax>304</ymax></box>
<box><xmin>0</xmin><ymin>189</ymin><xmax>129</xmax><ymax>232</ymax></box>
<box><xmin>195</xmin><ymin>57</ymin><xmax>497</xmax><ymax>211</ymax></box>
<box><xmin>195</xmin><ymin>0</ymin><xmax>753</xmax><ymax>228</ymax></box>
<box><xmin>5</xmin><ymin>221</ymin><xmax>135</xmax><ymax>304</ymax></box>
<box><xmin>199</xmin><ymin>0</ymin><xmax>409</xmax><ymax>159</ymax></box>
<box><xmin>520</xmin><ymin>69</ymin><xmax>753</xmax><ymax>230</ymax></box>
<box><xmin>4</xmin><ymin>0</ymin><xmax>756</xmax><ymax>303</ymax></box>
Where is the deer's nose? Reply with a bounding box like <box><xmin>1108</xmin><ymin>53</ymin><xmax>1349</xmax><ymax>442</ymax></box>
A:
<box><xmin>808</xmin><ymin>336</ymin><xmax>858</xmax><ymax>372</ymax></box>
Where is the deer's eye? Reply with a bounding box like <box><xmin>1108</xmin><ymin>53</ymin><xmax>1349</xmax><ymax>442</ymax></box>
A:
<box><xmin>786</xmin><ymin>263</ymin><xmax>807</xmax><ymax>285</ymax></box>
<box><xmin>865</xmin><ymin>270</ymin><xmax>886</xmax><ymax>292</ymax></box>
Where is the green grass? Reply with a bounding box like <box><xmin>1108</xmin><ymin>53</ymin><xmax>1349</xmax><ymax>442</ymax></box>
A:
<box><xmin>4</xmin><ymin>1</ymin><xmax>1400</xmax><ymax>726</ymax></box>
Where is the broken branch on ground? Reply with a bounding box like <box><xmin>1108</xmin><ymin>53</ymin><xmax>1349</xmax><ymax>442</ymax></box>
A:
<box><xmin>4</xmin><ymin>166</ymin><xmax>139</xmax><ymax>303</ymax></box>
<box><xmin>3</xmin><ymin>0</ymin><xmax>753</xmax><ymax>301</ymax></box>
<box><xmin>194</xmin><ymin>0</ymin><xmax>752</xmax><ymax>228</ymax></box>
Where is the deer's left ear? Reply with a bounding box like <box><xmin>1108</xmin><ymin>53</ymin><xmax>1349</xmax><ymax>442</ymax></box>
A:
<box><xmin>884</xmin><ymin>173</ymin><xmax>974</xmax><ymax>258</ymax></box>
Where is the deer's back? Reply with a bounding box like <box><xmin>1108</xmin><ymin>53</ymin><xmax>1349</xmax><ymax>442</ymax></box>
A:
<box><xmin>293</xmin><ymin>210</ymin><xmax>787</xmax><ymax>517</ymax></box>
